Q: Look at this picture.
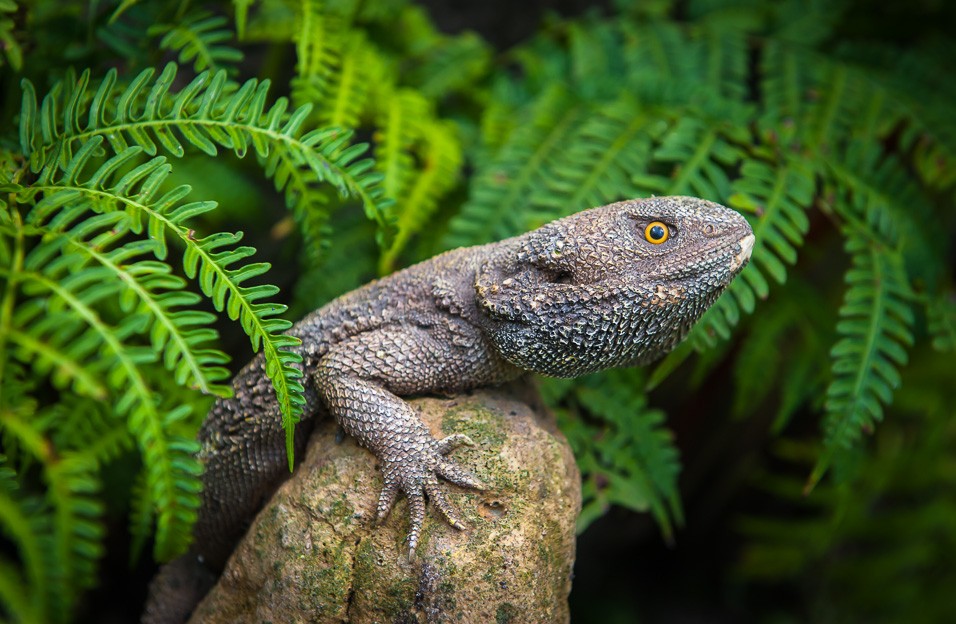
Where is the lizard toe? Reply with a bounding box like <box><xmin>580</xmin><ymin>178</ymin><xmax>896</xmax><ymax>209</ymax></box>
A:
<box><xmin>425</xmin><ymin>479</ymin><xmax>466</xmax><ymax>531</ymax></box>
<box><xmin>437</xmin><ymin>458</ymin><xmax>485</xmax><ymax>490</ymax></box>
<box><xmin>406</xmin><ymin>489</ymin><xmax>427</xmax><ymax>559</ymax></box>
<box><xmin>375</xmin><ymin>480</ymin><xmax>400</xmax><ymax>524</ymax></box>
<box><xmin>434</xmin><ymin>433</ymin><xmax>474</xmax><ymax>455</ymax></box>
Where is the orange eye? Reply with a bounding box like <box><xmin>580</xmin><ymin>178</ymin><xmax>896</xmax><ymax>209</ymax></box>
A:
<box><xmin>644</xmin><ymin>221</ymin><xmax>669</xmax><ymax>244</ymax></box>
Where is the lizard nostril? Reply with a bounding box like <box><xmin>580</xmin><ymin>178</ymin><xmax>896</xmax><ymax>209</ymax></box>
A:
<box><xmin>703</xmin><ymin>223</ymin><xmax>716</xmax><ymax>236</ymax></box>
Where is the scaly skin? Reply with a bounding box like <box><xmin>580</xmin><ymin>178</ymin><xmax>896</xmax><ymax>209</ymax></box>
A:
<box><xmin>143</xmin><ymin>196</ymin><xmax>754</xmax><ymax>623</ymax></box>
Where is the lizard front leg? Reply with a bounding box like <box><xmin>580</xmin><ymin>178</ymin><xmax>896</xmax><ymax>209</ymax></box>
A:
<box><xmin>314</xmin><ymin>326</ymin><xmax>490</xmax><ymax>557</ymax></box>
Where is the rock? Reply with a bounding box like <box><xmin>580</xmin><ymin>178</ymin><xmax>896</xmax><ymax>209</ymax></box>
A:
<box><xmin>189</xmin><ymin>387</ymin><xmax>581</xmax><ymax>624</ymax></box>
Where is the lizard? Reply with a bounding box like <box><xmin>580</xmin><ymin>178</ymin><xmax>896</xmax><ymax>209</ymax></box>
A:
<box><xmin>142</xmin><ymin>196</ymin><xmax>755</xmax><ymax>623</ymax></box>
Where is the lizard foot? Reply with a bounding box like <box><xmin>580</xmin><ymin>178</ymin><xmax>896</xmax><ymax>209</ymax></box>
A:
<box><xmin>374</xmin><ymin>434</ymin><xmax>484</xmax><ymax>558</ymax></box>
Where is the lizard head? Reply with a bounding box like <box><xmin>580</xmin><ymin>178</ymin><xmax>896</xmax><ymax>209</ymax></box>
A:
<box><xmin>475</xmin><ymin>196</ymin><xmax>754</xmax><ymax>376</ymax></box>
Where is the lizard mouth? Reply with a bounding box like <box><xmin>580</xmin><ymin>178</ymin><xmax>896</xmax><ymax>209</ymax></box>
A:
<box><xmin>731</xmin><ymin>234</ymin><xmax>755</xmax><ymax>272</ymax></box>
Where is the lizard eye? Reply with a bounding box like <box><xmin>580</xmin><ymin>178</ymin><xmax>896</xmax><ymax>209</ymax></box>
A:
<box><xmin>644</xmin><ymin>221</ymin><xmax>670</xmax><ymax>244</ymax></box>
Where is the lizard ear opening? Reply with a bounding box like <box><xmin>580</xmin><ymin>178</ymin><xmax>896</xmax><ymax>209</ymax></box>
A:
<box><xmin>475</xmin><ymin>224</ymin><xmax>578</xmax><ymax>321</ymax></box>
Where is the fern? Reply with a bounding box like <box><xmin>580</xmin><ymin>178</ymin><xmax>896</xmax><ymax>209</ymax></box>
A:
<box><xmin>445</xmin><ymin>86</ymin><xmax>588</xmax><ymax>246</ymax></box>
<box><xmin>4</xmin><ymin>142</ymin><xmax>309</xmax><ymax>557</ymax></box>
<box><xmin>314</xmin><ymin>31</ymin><xmax>374</xmax><ymax>129</ymax></box>
<box><xmin>150</xmin><ymin>11</ymin><xmax>244</xmax><ymax>75</ymax></box>
<box><xmin>22</xmin><ymin>206</ymin><xmax>231</xmax><ymax>398</ymax></box>
<box><xmin>18</xmin><ymin>63</ymin><xmax>390</xmax><ymax>236</ymax></box>
<box><xmin>0</xmin><ymin>452</ymin><xmax>49</xmax><ymax>624</ymax></box>
<box><xmin>0</xmin><ymin>0</ymin><xmax>21</xmax><ymax>71</ymax></box>
<box><xmin>290</xmin><ymin>0</ymin><xmax>347</xmax><ymax>119</ymax></box>
<box><xmin>549</xmin><ymin>370</ymin><xmax>683</xmax><ymax>539</ymax></box>
<box><xmin>812</xmin><ymin>228</ymin><xmax>914</xmax><ymax>486</ymax></box>
<box><xmin>379</xmin><ymin>116</ymin><xmax>462</xmax><ymax>272</ymax></box>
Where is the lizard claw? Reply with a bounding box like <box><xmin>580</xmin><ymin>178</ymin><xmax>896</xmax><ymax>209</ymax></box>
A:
<box><xmin>434</xmin><ymin>433</ymin><xmax>474</xmax><ymax>455</ymax></box>
<box><xmin>373</xmin><ymin>435</ymin><xmax>481</xmax><ymax>557</ymax></box>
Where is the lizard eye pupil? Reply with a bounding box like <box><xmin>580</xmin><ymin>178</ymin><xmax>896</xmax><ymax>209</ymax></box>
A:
<box><xmin>644</xmin><ymin>222</ymin><xmax>669</xmax><ymax>244</ymax></box>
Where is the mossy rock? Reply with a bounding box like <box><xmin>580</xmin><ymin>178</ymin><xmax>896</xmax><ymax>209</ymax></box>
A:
<box><xmin>190</xmin><ymin>386</ymin><xmax>580</xmax><ymax>624</ymax></box>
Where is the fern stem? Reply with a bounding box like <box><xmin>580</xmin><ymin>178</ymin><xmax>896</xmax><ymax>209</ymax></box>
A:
<box><xmin>569</xmin><ymin>110</ymin><xmax>649</xmax><ymax>208</ymax></box>
<box><xmin>671</xmin><ymin>129</ymin><xmax>716</xmax><ymax>194</ymax></box>
<box><xmin>0</xmin><ymin>210</ymin><xmax>25</xmax><ymax>399</ymax></box>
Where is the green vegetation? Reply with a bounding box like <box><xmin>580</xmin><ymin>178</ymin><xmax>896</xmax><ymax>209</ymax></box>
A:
<box><xmin>0</xmin><ymin>0</ymin><xmax>952</xmax><ymax>621</ymax></box>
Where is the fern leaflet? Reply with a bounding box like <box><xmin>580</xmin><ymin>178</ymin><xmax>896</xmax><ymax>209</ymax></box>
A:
<box><xmin>553</xmin><ymin>370</ymin><xmax>683</xmax><ymax>539</ymax></box>
<box><xmin>19</xmin><ymin>63</ymin><xmax>390</xmax><ymax>237</ymax></box>
<box><xmin>150</xmin><ymin>11</ymin><xmax>244</xmax><ymax>75</ymax></box>
<box><xmin>812</xmin><ymin>229</ymin><xmax>914</xmax><ymax>487</ymax></box>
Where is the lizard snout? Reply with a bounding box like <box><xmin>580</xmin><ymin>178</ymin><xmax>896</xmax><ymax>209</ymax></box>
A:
<box><xmin>731</xmin><ymin>233</ymin><xmax>755</xmax><ymax>272</ymax></box>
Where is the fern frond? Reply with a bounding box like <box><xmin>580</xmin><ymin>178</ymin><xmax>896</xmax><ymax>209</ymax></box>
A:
<box><xmin>0</xmin><ymin>454</ymin><xmax>48</xmax><ymax>623</ymax></box>
<box><xmin>44</xmin><ymin>454</ymin><xmax>103</xmax><ymax>620</ymax></box>
<box><xmin>40</xmin><ymin>399</ymin><xmax>133</xmax><ymax>467</ymax></box>
<box><xmin>445</xmin><ymin>87</ymin><xmax>588</xmax><ymax>247</ymax></box>
<box><xmin>927</xmin><ymin>293</ymin><xmax>956</xmax><ymax>352</ymax></box>
<box><xmin>631</xmin><ymin>114</ymin><xmax>746</xmax><ymax>199</ymax></box>
<box><xmin>529</xmin><ymin>95</ymin><xmax>655</xmax><ymax>221</ymax></box>
<box><xmin>21</xmin><ymin>204</ymin><xmax>232</xmax><ymax>398</ymax></box>
<box><xmin>0</xmin><ymin>0</ymin><xmax>22</xmax><ymax>71</ymax></box>
<box><xmin>22</xmin><ymin>144</ymin><xmax>308</xmax><ymax>474</ymax></box>
<box><xmin>691</xmin><ymin>158</ymin><xmax>815</xmax><ymax>346</ymax></box>
<box><xmin>374</xmin><ymin>89</ymin><xmax>429</xmax><ymax>205</ymax></box>
<box><xmin>128</xmin><ymin>468</ymin><xmax>153</xmax><ymax>565</ymax></box>
<box><xmin>812</xmin><ymin>229</ymin><xmax>914</xmax><ymax>487</ymax></box>
<box><xmin>150</xmin><ymin>11</ymin><xmax>244</xmax><ymax>75</ymax></box>
<box><xmin>404</xmin><ymin>31</ymin><xmax>491</xmax><ymax>100</ymax></box>
<box><xmin>620</xmin><ymin>20</ymin><xmax>749</xmax><ymax>101</ymax></box>
<box><xmin>554</xmin><ymin>370</ymin><xmax>683</xmax><ymax>539</ymax></box>
<box><xmin>0</xmin><ymin>406</ymin><xmax>106</xmax><ymax>623</ymax></box>
<box><xmin>313</xmin><ymin>31</ymin><xmax>374</xmax><ymax>129</ymax></box>
<box><xmin>290</xmin><ymin>0</ymin><xmax>346</xmax><ymax>111</ymax></box>
<box><xmin>19</xmin><ymin>63</ymin><xmax>390</xmax><ymax>237</ymax></box>
<box><xmin>8</xmin><ymin>261</ymin><xmax>201</xmax><ymax>560</ymax></box>
<box><xmin>379</xmin><ymin>117</ymin><xmax>462</xmax><ymax>272</ymax></box>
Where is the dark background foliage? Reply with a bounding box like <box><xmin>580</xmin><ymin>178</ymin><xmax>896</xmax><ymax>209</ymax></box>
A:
<box><xmin>1</xmin><ymin>0</ymin><xmax>954</xmax><ymax>622</ymax></box>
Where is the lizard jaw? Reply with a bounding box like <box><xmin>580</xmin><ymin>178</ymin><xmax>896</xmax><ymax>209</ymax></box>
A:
<box><xmin>732</xmin><ymin>233</ymin><xmax>755</xmax><ymax>272</ymax></box>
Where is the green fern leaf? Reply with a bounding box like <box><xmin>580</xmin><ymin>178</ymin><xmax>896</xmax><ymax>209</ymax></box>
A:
<box><xmin>290</xmin><ymin>0</ymin><xmax>346</xmax><ymax>115</ymax></box>
<box><xmin>528</xmin><ymin>95</ymin><xmax>656</xmax><ymax>221</ymax></box>
<box><xmin>379</xmin><ymin>117</ymin><xmax>463</xmax><ymax>272</ymax></box>
<box><xmin>631</xmin><ymin>115</ymin><xmax>745</xmax><ymax>199</ymax></box>
<box><xmin>404</xmin><ymin>31</ymin><xmax>491</xmax><ymax>100</ymax></box>
<box><xmin>22</xmin><ymin>205</ymin><xmax>232</xmax><ymax>398</ymax></box>
<box><xmin>19</xmin><ymin>63</ymin><xmax>390</xmax><ymax>240</ymax></box>
<box><xmin>150</xmin><ymin>11</ymin><xmax>244</xmax><ymax>75</ymax></box>
<box><xmin>446</xmin><ymin>86</ymin><xmax>588</xmax><ymax>247</ymax></box>
<box><xmin>553</xmin><ymin>370</ymin><xmax>683</xmax><ymax>539</ymax></box>
<box><xmin>9</xmin><ymin>258</ymin><xmax>202</xmax><ymax>561</ymax></box>
<box><xmin>6</xmin><ymin>144</ymin><xmax>314</xmax><ymax>555</ymax></box>
<box><xmin>0</xmin><ymin>453</ymin><xmax>49</xmax><ymax>623</ymax></box>
<box><xmin>812</xmin><ymin>229</ymin><xmax>914</xmax><ymax>487</ymax></box>
<box><xmin>927</xmin><ymin>293</ymin><xmax>956</xmax><ymax>352</ymax></box>
<box><xmin>691</xmin><ymin>158</ymin><xmax>815</xmax><ymax>346</ymax></box>
<box><xmin>314</xmin><ymin>31</ymin><xmax>374</xmax><ymax>129</ymax></box>
<box><xmin>44</xmin><ymin>455</ymin><xmax>104</xmax><ymax>620</ymax></box>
